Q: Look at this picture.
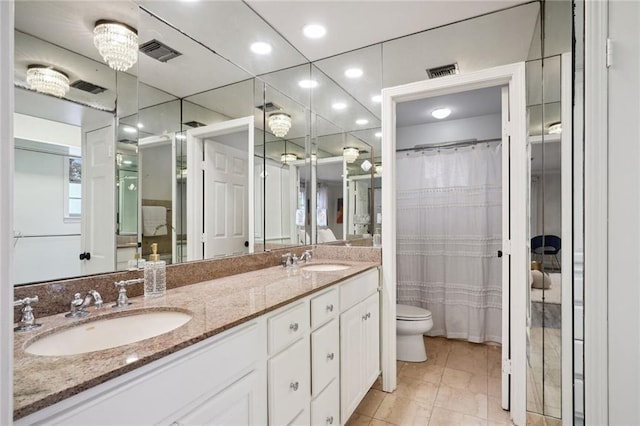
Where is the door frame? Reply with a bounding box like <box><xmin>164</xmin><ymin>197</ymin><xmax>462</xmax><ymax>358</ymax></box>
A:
<box><xmin>186</xmin><ymin>116</ymin><xmax>254</xmax><ymax>261</ymax></box>
<box><xmin>380</xmin><ymin>62</ymin><xmax>528</xmax><ymax>425</ymax></box>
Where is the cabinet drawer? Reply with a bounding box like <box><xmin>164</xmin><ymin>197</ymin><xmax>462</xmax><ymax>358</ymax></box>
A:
<box><xmin>310</xmin><ymin>288</ymin><xmax>338</xmax><ymax>329</ymax></box>
<box><xmin>311</xmin><ymin>319</ymin><xmax>339</xmax><ymax>396</ymax></box>
<box><xmin>268</xmin><ymin>338</ymin><xmax>310</xmax><ymax>425</ymax></box>
<box><xmin>311</xmin><ymin>379</ymin><xmax>339</xmax><ymax>426</ymax></box>
<box><xmin>268</xmin><ymin>302</ymin><xmax>309</xmax><ymax>355</ymax></box>
<box><xmin>340</xmin><ymin>269</ymin><xmax>378</xmax><ymax>311</ymax></box>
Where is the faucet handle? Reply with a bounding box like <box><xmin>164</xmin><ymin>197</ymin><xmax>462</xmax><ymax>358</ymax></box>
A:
<box><xmin>282</xmin><ymin>253</ymin><xmax>292</xmax><ymax>267</ymax></box>
<box><xmin>303</xmin><ymin>250</ymin><xmax>313</xmax><ymax>263</ymax></box>
<box><xmin>113</xmin><ymin>279</ymin><xmax>143</xmax><ymax>308</ymax></box>
<box><xmin>14</xmin><ymin>296</ymin><xmax>42</xmax><ymax>332</ymax></box>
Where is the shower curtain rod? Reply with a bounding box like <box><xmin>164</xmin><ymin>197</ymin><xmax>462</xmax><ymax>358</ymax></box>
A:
<box><xmin>396</xmin><ymin>137</ymin><xmax>501</xmax><ymax>153</ymax></box>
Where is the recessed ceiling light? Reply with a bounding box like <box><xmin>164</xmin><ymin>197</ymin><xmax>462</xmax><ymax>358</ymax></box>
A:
<box><xmin>298</xmin><ymin>79</ymin><xmax>318</xmax><ymax>89</ymax></box>
<box><xmin>123</xmin><ymin>126</ymin><xmax>137</xmax><ymax>134</ymax></box>
<box><xmin>303</xmin><ymin>24</ymin><xmax>326</xmax><ymax>39</ymax></box>
<box><xmin>371</xmin><ymin>95</ymin><xmax>382</xmax><ymax>103</ymax></box>
<box><xmin>137</xmin><ymin>123</ymin><xmax>143</xmax><ymax>129</ymax></box>
<box><xmin>431</xmin><ymin>108</ymin><xmax>451</xmax><ymax>119</ymax></box>
<box><xmin>176</xmin><ymin>134</ymin><xmax>186</xmax><ymax>140</ymax></box>
<box><xmin>375</xmin><ymin>132</ymin><xmax>382</xmax><ymax>138</ymax></box>
<box><xmin>123</xmin><ymin>160</ymin><xmax>133</xmax><ymax>165</ymax></box>
<box><xmin>332</xmin><ymin>102</ymin><xmax>347</xmax><ymax>110</ymax></box>
<box><xmin>250</xmin><ymin>42</ymin><xmax>272</xmax><ymax>55</ymax></box>
<box><xmin>345</xmin><ymin>68</ymin><xmax>363</xmax><ymax>78</ymax></box>
<box><xmin>356</xmin><ymin>119</ymin><xmax>368</xmax><ymax>125</ymax></box>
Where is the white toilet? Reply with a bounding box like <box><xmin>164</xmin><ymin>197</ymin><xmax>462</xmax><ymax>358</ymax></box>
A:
<box><xmin>396</xmin><ymin>304</ymin><xmax>434</xmax><ymax>362</ymax></box>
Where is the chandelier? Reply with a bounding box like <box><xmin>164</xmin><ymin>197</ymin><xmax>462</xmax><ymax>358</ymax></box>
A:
<box><xmin>548</xmin><ymin>122</ymin><xmax>562</xmax><ymax>134</ymax></box>
<box><xmin>26</xmin><ymin>65</ymin><xmax>69</xmax><ymax>97</ymax></box>
<box><xmin>93</xmin><ymin>20</ymin><xmax>138</xmax><ymax>72</ymax></box>
<box><xmin>268</xmin><ymin>112</ymin><xmax>292</xmax><ymax>138</ymax></box>
<box><xmin>343</xmin><ymin>147</ymin><xmax>359</xmax><ymax>163</ymax></box>
<box><xmin>280</xmin><ymin>153</ymin><xmax>297</xmax><ymax>164</ymax></box>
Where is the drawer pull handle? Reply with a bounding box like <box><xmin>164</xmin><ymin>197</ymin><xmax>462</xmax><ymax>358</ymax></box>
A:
<box><xmin>290</xmin><ymin>381</ymin><xmax>299</xmax><ymax>391</ymax></box>
<box><xmin>326</xmin><ymin>304</ymin><xmax>334</xmax><ymax>312</ymax></box>
<box><xmin>289</xmin><ymin>322</ymin><xmax>299</xmax><ymax>332</ymax></box>
<box><xmin>326</xmin><ymin>416</ymin><xmax>334</xmax><ymax>424</ymax></box>
<box><xmin>327</xmin><ymin>352</ymin><xmax>335</xmax><ymax>361</ymax></box>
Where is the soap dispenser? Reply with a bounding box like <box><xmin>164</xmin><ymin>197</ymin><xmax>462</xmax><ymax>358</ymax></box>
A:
<box><xmin>128</xmin><ymin>252</ymin><xmax>142</xmax><ymax>270</ymax></box>
<box><xmin>144</xmin><ymin>243</ymin><xmax>166</xmax><ymax>297</ymax></box>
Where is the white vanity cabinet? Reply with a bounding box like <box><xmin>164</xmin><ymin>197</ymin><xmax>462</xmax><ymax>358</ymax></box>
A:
<box><xmin>15</xmin><ymin>321</ymin><xmax>268</xmax><ymax>426</ymax></box>
<box><xmin>339</xmin><ymin>269</ymin><xmax>380</xmax><ymax>423</ymax></box>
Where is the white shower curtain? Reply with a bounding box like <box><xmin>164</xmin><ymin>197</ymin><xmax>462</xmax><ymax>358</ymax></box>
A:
<box><xmin>396</xmin><ymin>142</ymin><xmax>502</xmax><ymax>343</ymax></box>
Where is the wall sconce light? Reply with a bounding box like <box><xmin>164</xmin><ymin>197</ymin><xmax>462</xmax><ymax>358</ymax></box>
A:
<box><xmin>26</xmin><ymin>65</ymin><xmax>69</xmax><ymax>97</ymax></box>
<box><xmin>375</xmin><ymin>164</ymin><xmax>383</xmax><ymax>174</ymax></box>
<box><xmin>281</xmin><ymin>153</ymin><xmax>297</xmax><ymax>164</ymax></box>
<box><xmin>93</xmin><ymin>20</ymin><xmax>139</xmax><ymax>72</ymax></box>
<box><xmin>268</xmin><ymin>112</ymin><xmax>292</xmax><ymax>138</ymax></box>
<box><xmin>360</xmin><ymin>159</ymin><xmax>373</xmax><ymax>172</ymax></box>
<box><xmin>343</xmin><ymin>147</ymin><xmax>359</xmax><ymax>163</ymax></box>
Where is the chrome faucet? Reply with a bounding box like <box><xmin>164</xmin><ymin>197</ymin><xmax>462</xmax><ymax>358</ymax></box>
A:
<box><xmin>14</xmin><ymin>296</ymin><xmax>42</xmax><ymax>332</ymax></box>
<box><xmin>282</xmin><ymin>253</ymin><xmax>293</xmax><ymax>268</ymax></box>
<box><xmin>65</xmin><ymin>290</ymin><xmax>103</xmax><ymax>318</ymax></box>
<box><xmin>113</xmin><ymin>278</ymin><xmax>144</xmax><ymax>308</ymax></box>
<box><xmin>300</xmin><ymin>250</ymin><xmax>313</xmax><ymax>263</ymax></box>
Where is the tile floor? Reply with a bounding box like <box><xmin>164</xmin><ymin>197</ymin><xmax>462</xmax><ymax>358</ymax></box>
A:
<box><xmin>345</xmin><ymin>336</ymin><xmax>563</xmax><ymax>426</ymax></box>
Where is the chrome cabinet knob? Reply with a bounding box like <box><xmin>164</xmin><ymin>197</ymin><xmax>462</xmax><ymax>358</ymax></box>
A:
<box><xmin>290</xmin><ymin>381</ymin><xmax>299</xmax><ymax>391</ymax></box>
<box><xmin>326</xmin><ymin>416</ymin><xmax>334</xmax><ymax>424</ymax></box>
<box><xmin>289</xmin><ymin>322</ymin><xmax>299</xmax><ymax>332</ymax></box>
<box><xmin>327</xmin><ymin>352</ymin><xmax>335</xmax><ymax>361</ymax></box>
<box><xmin>326</xmin><ymin>304</ymin><xmax>334</xmax><ymax>312</ymax></box>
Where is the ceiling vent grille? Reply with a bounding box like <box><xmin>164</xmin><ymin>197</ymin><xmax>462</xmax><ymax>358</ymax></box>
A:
<box><xmin>256</xmin><ymin>102</ymin><xmax>282</xmax><ymax>113</ymax></box>
<box><xmin>426</xmin><ymin>63</ymin><xmax>459</xmax><ymax>79</ymax></box>
<box><xmin>182</xmin><ymin>120</ymin><xmax>207</xmax><ymax>128</ymax></box>
<box><xmin>70</xmin><ymin>80</ymin><xmax>107</xmax><ymax>94</ymax></box>
<box><xmin>139</xmin><ymin>39</ymin><xmax>182</xmax><ymax>63</ymax></box>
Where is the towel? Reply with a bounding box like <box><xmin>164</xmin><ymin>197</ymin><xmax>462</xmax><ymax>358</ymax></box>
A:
<box><xmin>142</xmin><ymin>206</ymin><xmax>167</xmax><ymax>236</ymax></box>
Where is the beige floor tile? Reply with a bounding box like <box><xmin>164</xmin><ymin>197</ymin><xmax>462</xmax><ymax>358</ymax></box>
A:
<box><xmin>544</xmin><ymin>416</ymin><xmax>562</xmax><ymax>426</ymax></box>
<box><xmin>399</xmin><ymin>361</ymin><xmax>445</xmax><ymax>385</ymax></box>
<box><xmin>488</xmin><ymin>376</ymin><xmax>502</xmax><ymax>398</ymax></box>
<box><xmin>372</xmin><ymin>376</ymin><xmax>382</xmax><ymax>391</ymax></box>
<box><xmin>346</xmin><ymin>413</ymin><xmax>373</xmax><ymax>426</ymax></box>
<box><xmin>428</xmin><ymin>406</ymin><xmax>487</xmax><ymax>426</ymax></box>
<box><xmin>374</xmin><ymin>394</ymin><xmax>431</xmax><ymax>425</ymax></box>
<box><xmin>434</xmin><ymin>383</ymin><xmax>488</xmax><ymax>419</ymax></box>
<box><xmin>446</xmin><ymin>351</ymin><xmax>489</xmax><ymax>376</ymax></box>
<box><xmin>356</xmin><ymin>389</ymin><xmax>387</xmax><ymax>417</ymax></box>
<box><xmin>487</xmin><ymin>397</ymin><xmax>511</xmax><ymax>424</ymax></box>
<box><xmin>526</xmin><ymin>412</ymin><xmax>546</xmax><ymax>426</ymax></box>
<box><xmin>441</xmin><ymin>367</ymin><xmax>488</xmax><ymax>394</ymax></box>
<box><xmin>394</xmin><ymin>375</ymin><xmax>440</xmax><ymax>406</ymax></box>
<box><xmin>369</xmin><ymin>419</ymin><xmax>395</xmax><ymax>426</ymax></box>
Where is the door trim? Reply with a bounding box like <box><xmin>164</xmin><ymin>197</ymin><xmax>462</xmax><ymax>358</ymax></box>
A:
<box><xmin>186</xmin><ymin>116</ymin><xmax>254</xmax><ymax>261</ymax></box>
<box><xmin>380</xmin><ymin>62</ymin><xmax>528</xmax><ymax>425</ymax></box>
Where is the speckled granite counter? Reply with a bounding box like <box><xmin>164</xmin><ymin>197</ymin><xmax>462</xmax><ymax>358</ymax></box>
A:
<box><xmin>13</xmin><ymin>259</ymin><xmax>379</xmax><ymax>420</ymax></box>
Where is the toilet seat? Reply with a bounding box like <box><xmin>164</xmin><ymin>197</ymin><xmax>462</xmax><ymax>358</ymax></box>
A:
<box><xmin>397</xmin><ymin>304</ymin><xmax>432</xmax><ymax>321</ymax></box>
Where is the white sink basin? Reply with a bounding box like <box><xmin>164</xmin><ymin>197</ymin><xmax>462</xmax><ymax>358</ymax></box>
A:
<box><xmin>301</xmin><ymin>263</ymin><xmax>351</xmax><ymax>272</ymax></box>
<box><xmin>25</xmin><ymin>310</ymin><xmax>192</xmax><ymax>356</ymax></box>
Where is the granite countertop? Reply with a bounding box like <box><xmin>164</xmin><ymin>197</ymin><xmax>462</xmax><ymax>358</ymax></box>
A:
<box><xmin>13</xmin><ymin>260</ymin><xmax>379</xmax><ymax>420</ymax></box>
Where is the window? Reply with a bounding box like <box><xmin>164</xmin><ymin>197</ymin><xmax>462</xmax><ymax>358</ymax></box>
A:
<box><xmin>64</xmin><ymin>157</ymin><xmax>81</xmax><ymax>220</ymax></box>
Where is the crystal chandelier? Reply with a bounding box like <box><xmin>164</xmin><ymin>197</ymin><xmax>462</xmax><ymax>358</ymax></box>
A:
<box><xmin>548</xmin><ymin>122</ymin><xmax>562</xmax><ymax>134</ymax></box>
<box><xmin>26</xmin><ymin>65</ymin><xmax>69</xmax><ymax>97</ymax></box>
<box><xmin>280</xmin><ymin>153</ymin><xmax>297</xmax><ymax>164</ymax></box>
<box><xmin>343</xmin><ymin>147</ymin><xmax>359</xmax><ymax>163</ymax></box>
<box><xmin>268</xmin><ymin>112</ymin><xmax>292</xmax><ymax>138</ymax></box>
<box><xmin>93</xmin><ymin>20</ymin><xmax>138</xmax><ymax>72</ymax></box>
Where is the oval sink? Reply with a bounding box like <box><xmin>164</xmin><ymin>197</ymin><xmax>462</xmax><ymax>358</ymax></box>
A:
<box><xmin>25</xmin><ymin>310</ymin><xmax>192</xmax><ymax>356</ymax></box>
<box><xmin>300</xmin><ymin>263</ymin><xmax>351</xmax><ymax>272</ymax></box>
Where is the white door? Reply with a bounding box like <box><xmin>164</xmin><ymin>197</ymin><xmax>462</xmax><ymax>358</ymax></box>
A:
<box><xmin>340</xmin><ymin>304</ymin><xmax>364</xmax><ymax>423</ymax></box>
<box><xmin>81</xmin><ymin>126</ymin><xmax>115</xmax><ymax>275</ymax></box>
<box><xmin>186</xmin><ymin>117</ymin><xmax>254</xmax><ymax>261</ymax></box>
<box><xmin>204</xmin><ymin>141</ymin><xmax>248</xmax><ymax>257</ymax></box>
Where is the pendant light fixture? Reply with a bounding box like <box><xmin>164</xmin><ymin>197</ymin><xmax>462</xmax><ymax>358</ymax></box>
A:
<box><xmin>268</xmin><ymin>112</ymin><xmax>292</xmax><ymax>138</ymax></box>
<box><xmin>343</xmin><ymin>147</ymin><xmax>359</xmax><ymax>163</ymax></box>
<box><xmin>280</xmin><ymin>153</ymin><xmax>297</xmax><ymax>164</ymax></box>
<box><xmin>26</xmin><ymin>65</ymin><xmax>69</xmax><ymax>97</ymax></box>
<box><xmin>93</xmin><ymin>20</ymin><xmax>139</xmax><ymax>72</ymax></box>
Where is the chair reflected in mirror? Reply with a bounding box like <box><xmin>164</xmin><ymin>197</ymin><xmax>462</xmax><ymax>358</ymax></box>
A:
<box><xmin>531</xmin><ymin>235</ymin><xmax>561</xmax><ymax>271</ymax></box>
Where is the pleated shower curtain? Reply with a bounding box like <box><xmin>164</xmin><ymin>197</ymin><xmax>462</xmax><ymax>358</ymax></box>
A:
<box><xmin>396</xmin><ymin>142</ymin><xmax>502</xmax><ymax>343</ymax></box>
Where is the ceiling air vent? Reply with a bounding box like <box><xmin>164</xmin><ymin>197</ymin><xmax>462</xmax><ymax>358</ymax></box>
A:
<box><xmin>426</xmin><ymin>63</ymin><xmax>459</xmax><ymax>79</ymax></box>
<box><xmin>182</xmin><ymin>120</ymin><xmax>207</xmax><ymax>128</ymax></box>
<box><xmin>139</xmin><ymin>39</ymin><xmax>182</xmax><ymax>63</ymax></box>
<box><xmin>70</xmin><ymin>80</ymin><xmax>107</xmax><ymax>94</ymax></box>
<box><xmin>256</xmin><ymin>102</ymin><xmax>282</xmax><ymax>113</ymax></box>
<box><xmin>119</xmin><ymin>139</ymin><xmax>137</xmax><ymax>145</ymax></box>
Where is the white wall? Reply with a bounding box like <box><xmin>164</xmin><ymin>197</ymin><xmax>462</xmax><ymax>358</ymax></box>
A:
<box><xmin>317</xmin><ymin>181</ymin><xmax>343</xmax><ymax>240</ymax></box>
<box><xmin>607</xmin><ymin>0</ymin><xmax>640</xmax><ymax>423</ymax></box>
<box><xmin>396</xmin><ymin>113</ymin><xmax>501</xmax><ymax>149</ymax></box>
<box><xmin>14</xmin><ymin>113</ymin><xmax>81</xmax><ymax>147</ymax></box>
<box><xmin>254</xmin><ymin>160</ymin><xmax>291</xmax><ymax>242</ymax></box>
<box><xmin>140</xmin><ymin>144</ymin><xmax>172</xmax><ymax>201</ymax></box>
<box><xmin>531</xmin><ymin>171</ymin><xmax>562</xmax><ymax>238</ymax></box>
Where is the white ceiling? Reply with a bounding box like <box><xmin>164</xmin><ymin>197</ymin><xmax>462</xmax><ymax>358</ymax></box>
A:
<box><xmin>13</xmin><ymin>0</ymin><xmax>566</xmax><ymax>160</ymax></box>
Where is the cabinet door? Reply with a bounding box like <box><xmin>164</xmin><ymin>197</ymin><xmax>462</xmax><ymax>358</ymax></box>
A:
<box><xmin>363</xmin><ymin>292</ymin><xmax>381</xmax><ymax>388</ymax></box>
<box><xmin>311</xmin><ymin>319</ymin><xmax>339</xmax><ymax>396</ymax></box>
<box><xmin>311</xmin><ymin>379</ymin><xmax>339</xmax><ymax>426</ymax></box>
<box><xmin>268</xmin><ymin>338</ymin><xmax>310</xmax><ymax>425</ymax></box>
<box><xmin>173</xmin><ymin>370</ymin><xmax>265</xmax><ymax>426</ymax></box>
<box><xmin>340</xmin><ymin>304</ymin><xmax>364</xmax><ymax>423</ymax></box>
